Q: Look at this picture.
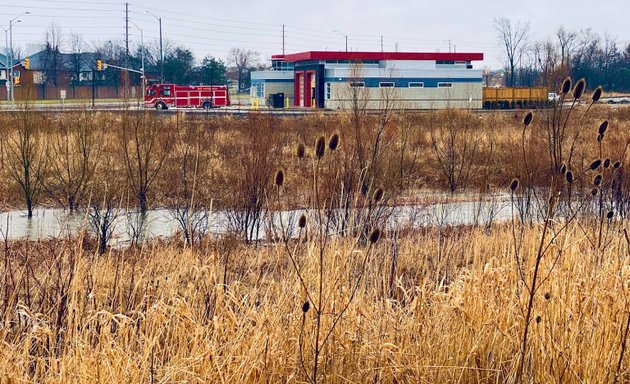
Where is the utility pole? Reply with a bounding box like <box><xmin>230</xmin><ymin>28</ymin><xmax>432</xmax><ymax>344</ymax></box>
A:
<box><xmin>380</xmin><ymin>35</ymin><xmax>383</xmax><ymax>52</ymax></box>
<box><xmin>448</xmin><ymin>39</ymin><xmax>452</xmax><ymax>53</ymax></box>
<box><xmin>125</xmin><ymin>3</ymin><xmax>129</xmax><ymax>66</ymax></box>
<box><xmin>282</xmin><ymin>24</ymin><xmax>285</xmax><ymax>56</ymax></box>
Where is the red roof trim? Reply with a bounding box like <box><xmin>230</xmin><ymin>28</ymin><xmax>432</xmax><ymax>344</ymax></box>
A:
<box><xmin>282</xmin><ymin>51</ymin><xmax>483</xmax><ymax>63</ymax></box>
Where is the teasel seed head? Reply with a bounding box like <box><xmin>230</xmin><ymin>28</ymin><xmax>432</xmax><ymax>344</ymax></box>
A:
<box><xmin>372</xmin><ymin>187</ymin><xmax>384</xmax><ymax>203</ymax></box>
<box><xmin>591</xmin><ymin>187</ymin><xmax>598</xmax><ymax>196</ymax></box>
<box><xmin>315</xmin><ymin>136</ymin><xmax>325</xmax><ymax>159</ymax></box>
<box><xmin>604</xmin><ymin>158</ymin><xmax>611</xmax><ymax>168</ymax></box>
<box><xmin>573</xmin><ymin>78</ymin><xmax>586</xmax><ymax>99</ymax></box>
<box><xmin>565</xmin><ymin>170</ymin><xmax>574</xmax><ymax>184</ymax></box>
<box><xmin>613</xmin><ymin>161</ymin><xmax>621</xmax><ymax>169</ymax></box>
<box><xmin>606</xmin><ymin>210</ymin><xmax>614</xmax><ymax>219</ymax></box>
<box><xmin>298</xmin><ymin>214</ymin><xmax>307</xmax><ymax>229</ymax></box>
<box><xmin>523</xmin><ymin>111</ymin><xmax>533</xmax><ymax>127</ymax></box>
<box><xmin>510</xmin><ymin>178</ymin><xmax>520</xmax><ymax>191</ymax></box>
<box><xmin>589</xmin><ymin>159</ymin><xmax>602</xmax><ymax>170</ymax></box>
<box><xmin>536</xmin><ymin>315</ymin><xmax>542</xmax><ymax>324</ymax></box>
<box><xmin>593</xmin><ymin>174</ymin><xmax>602</xmax><ymax>186</ymax></box>
<box><xmin>561</xmin><ymin>77</ymin><xmax>572</xmax><ymax>94</ymax></box>
<box><xmin>544</xmin><ymin>292</ymin><xmax>551</xmax><ymax>301</ymax></box>
<box><xmin>328</xmin><ymin>133</ymin><xmax>340</xmax><ymax>151</ymax></box>
<box><xmin>296</xmin><ymin>143</ymin><xmax>305</xmax><ymax>159</ymax></box>
<box><xmin>369</xmin><ymin>228</ymin><xmax>381</xmax><ymax>244</ymax></box>
<box><xmin>592</xmin><ymin>86</ymin><xmax>603</xmax><ymax>102</ymax></box>
<box><xmin>598</xmin><ymin>120</ymin><xmax>608</xmax><ymax>135</ymax></box>
<box><xmin>274</xmin><ymin>170</ymin><xmax>285</xmax><ymax>187</ymax></box>
<box><xmin>302</xmin><ymin>301</ymin><xmax>310</xmax><ymax>313</ymax></box>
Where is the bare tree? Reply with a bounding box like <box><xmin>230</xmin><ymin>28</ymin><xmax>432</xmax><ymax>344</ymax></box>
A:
<box><xmin>557</xmin><ymin>26</ymin><xmax>577</xmax><ymax>71</ymax></box>
<box><xmin>3</xmin><ymin>103</ymin><xmax>47</xmax><ymax>217</ymax></box>
<box><xmin>119</xmin><ymin>110</ymin><xmax>173</xmax><ymax>214</ymax></box>
<box><xmin>43</xmin><ymin>109</ymin><xmax>101</xmax><ymax>211</ymax></box>
<box><xmin>494</xmin><ymin>17</ymin><xmax>531</xmax><ymax>87</ymax></box>
<box><xmin>41</xmin><ymin>23</ymin><xmax>63</xmax><ymax>90</ymax></box>
<box><xmin>164</xmin><ymin>116</ymin><xmax>211</xmax><ymax>246</ymax></box>
<box><xmin>228</xmin><ymin>48</ymin><xmax>259</xmax><ymax>92</ymax></box>
<box><xmin>68</xmin><ymin>32</ymin><xmax>85</xmax><ymax>92</ymax></box>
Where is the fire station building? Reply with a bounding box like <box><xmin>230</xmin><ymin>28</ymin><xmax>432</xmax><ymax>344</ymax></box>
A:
<box><xmin>250</xmin><ymin>51</ymin><xmax>484</xmax><ymax>109</ymax></box>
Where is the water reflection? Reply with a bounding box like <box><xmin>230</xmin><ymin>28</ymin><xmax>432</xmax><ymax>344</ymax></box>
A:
<box><xmin>0</xmin><ymin>197</ymin><xmax>516</xmax><ymax>243</ymax></box>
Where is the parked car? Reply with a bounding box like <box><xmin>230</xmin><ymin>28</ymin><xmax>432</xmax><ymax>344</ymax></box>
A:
<box><xmin>548</xmin><ymin>92</ymin><xmax>560</xmax><ymax>102</ymax></box>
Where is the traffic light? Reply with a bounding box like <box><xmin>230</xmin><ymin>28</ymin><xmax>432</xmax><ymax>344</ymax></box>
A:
<box><xmin>96</xmin><ymin>59</ymin><xmax>102</xmax><ymax>71</ymax></box>
<box><xmin>24</xmin><ymin>57</ymin><xmax>30</xmax><ymax>70</ymax></box>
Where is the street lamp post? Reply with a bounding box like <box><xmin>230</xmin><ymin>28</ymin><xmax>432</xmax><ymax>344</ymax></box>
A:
<box><xmin>145</xmin><ymin>10</ymin><xmax>163</xmax><ymax>83</ymax></box>
<box><xmin>2</xmin><ymin>26</ymin><xmax>9</xmax><ymax>101</ymax></box>
<box><xmin>6</xmin><ymin>11</ymin><xmax>30</xmax><ymax>103</ymax></box>
<box><xmin>129</xmin><ymin>21</ymin><xmax>145</xmax><ymax>85</ymax></box>
<box><xmin>332</xmin><ymin>30</ymin><xmax>348</xmax><ymax>52</ymax></box>
<box><xmin>129</xmin><ymin>21</ymin><xmax>145</xmax><ymax>104</ymax></box>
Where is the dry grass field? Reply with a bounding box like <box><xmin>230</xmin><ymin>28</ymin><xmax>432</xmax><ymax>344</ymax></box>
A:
<box><xmin>0</xmin><ymin>224</ymin><xmax>628</xmax><ymax>383</ymax></box>
<box><xmin>1</xmin><ymin>83</ymin><xmax>630</xmax><ymax>382</ymax></box>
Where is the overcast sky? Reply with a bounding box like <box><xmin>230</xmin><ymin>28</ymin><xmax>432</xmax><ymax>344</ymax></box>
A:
<box><xmin>2</xmin><ymin>0</ymin><xmax>629</xmax><ymax>69</ymax></box>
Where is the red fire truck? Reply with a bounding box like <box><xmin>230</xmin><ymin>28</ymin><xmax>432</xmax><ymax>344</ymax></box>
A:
<box><xmin>144</xmin><ymin>84</ymin><xmax>231</xmax><ymax>110</ymax></box>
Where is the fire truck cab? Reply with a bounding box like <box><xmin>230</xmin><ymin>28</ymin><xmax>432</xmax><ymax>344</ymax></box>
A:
<box><xmin>145</xmin><ymin>83</ymin><xmax>231</xmax><ymax>110</ymax></box>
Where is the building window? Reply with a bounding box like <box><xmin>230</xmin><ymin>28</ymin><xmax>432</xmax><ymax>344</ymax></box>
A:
<box><xmin>408</xmin><ymin>82</ymin><xmax>424</xmax><ymax>88</ymax></box>
<box><xmin>438</xmin><ymin>82</ymin><xmax>452</xmax><ymax>88</ymax></box>
<box><xmin>379</xmin><ymin>82</ymin><xmax>395</xmax><ymax>88</ymax></box>
<box><xmin>349</xmin><ymin>81</ymin><xmax>365</xmax><ymax>88</ymax></box>
<box><xmin>325</xmin><ymin>82</ymin><xmax>331</xmax><ymax>100</ymax></box>
<box><xmin>255</xmin><ymin>82</ymin><xmax>265</xmax><ymax>98</ymax></box>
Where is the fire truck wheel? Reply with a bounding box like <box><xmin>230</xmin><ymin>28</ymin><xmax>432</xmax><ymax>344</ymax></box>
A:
<box><xmin>202</xmin><ymin>101</ymin><xmax>212</xmax><ymax>109</ymax></box>
<box><xmin>155</xmin><ymin>102</ymin><xmax>167</xmax><ymax>110</ymax></box>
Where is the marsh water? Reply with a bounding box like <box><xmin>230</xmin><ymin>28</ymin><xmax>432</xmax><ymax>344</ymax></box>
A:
<box><xmin>0</xmin><ymin>196</ymin><xmax>516</xmax><ymax>244</ymax></box>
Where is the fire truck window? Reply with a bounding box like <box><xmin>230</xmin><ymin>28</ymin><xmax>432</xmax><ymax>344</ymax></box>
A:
<box><xmin>162</xmin><ymin>86</ymin><xmax>171</xmax><ymax>96</ymax></box>
<box><xmin>148</xmin><ymin>89</ymin><xmax>155</xmax><ymax>97</ymax></box>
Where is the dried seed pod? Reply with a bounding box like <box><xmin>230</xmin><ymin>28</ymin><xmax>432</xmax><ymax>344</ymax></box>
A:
<box><xmin>523</xmin><ymin>111</ymin><xmax>533</xmax><ymax>126</ymax></box>
<box><xmin>561</xmin><ymin>77</ymin><xmax>572</xmax><ymax>94</ymax></box>
<box><xmin>603</xmin><ymin>158</ymin><xmax>611</xmax><ymax>168</ymax></box>
<box><xmin>372</xmin><ymin>187</ymin><xmax>384</xmax><ymax>203</ymax></box>
<box><xmin>298</xmin><ymin>214</ymin><xmax>307</xmax><ymax>228</ymax></box>
<box><xmin>598</xmin><ymin>120</ymin><xmax>609</xmax><ymax>135</ymax></box>
<box><xmin>592</xmin><ymin>86</ymin><xmax>603</xmax><ymax>102</ymax></box>
<box><xmin>606</xmin><ymin>210</ymin><xmax>614</xmax><ymax>219</ymax></box>
<box><xmin>591</xmin><ymin>188</ymin><xmax>598</xmax><ymax>196</ymax></box>
<box><xmin>369</xmin><ymin>228</ymin><xmax>381</xmax><ymax>244</ymax></box>
<box><xmin>510</xmin><ymin>178</ymin><xmax>520</xmax><ymax>191</ymax></box>
<box><xmin>613</xmin><ymin>161</ymin><xmax>621</xmax><ymax>169</ymax></box>
<box><xmin>573</xmin><ymin>78</ymin><xmax>586</xmax><ymax>99</ymax></box>
<box><xmin>315</xmin><ymin>136</ymin><xmax>325</xmax><ymax>159</ymax></box>
<box><xmin>302</xmin><ymin>301</ymin><xmax>310</xmax><ymax>313</ymax></box>
<box><xmin>296</xmin><ymin>143</ymin><xmax>305</xmax><ymax>159</ymax></box>
<box><xmin>328</xmin><ymin>133</ymin><xmax>340</xmax><ymax>151</ymax></box>
<box><xmin>565</xmin><ymin>170</ymin><xmax>574</xmax><ymax>184</ymax></box>
<box><xmin>593</xmin><ymin>174</ymin><xmax>602</xmax><ymax>186</ymax></box>
<box><xmin>544</xmin><ymin>292</ymin><xmax>551</xmax><ymax>300</ymax></box>
<box><xmin>536</xmin><ymin>315</ymin><xmax>542</xmax><ymax>324</ymax></box>
<box><xmin>274</xmin><ymin>170</ymin><xmax>285</xmax><ymax>187</ymax></box>
<box><xmin>589</xmin><ymin>159</ymin><xmax>602</xmax><ymax>170</ymax></box>
<box><xmin>597</xmin><ymin>133</ymin><xmax>604</xmax><ymax>142</ymax></box>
